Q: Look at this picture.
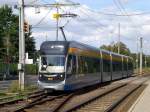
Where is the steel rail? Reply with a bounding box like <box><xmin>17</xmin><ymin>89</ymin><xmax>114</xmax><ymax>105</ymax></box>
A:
<box><xmin>61</xmin><ymin>77</ymin><xmax>148</xmax><ymax>112</ymax></box>
<box><xmin>14</xmin><ymin>94</ymin><xmax>67</xmax><ymax>112</ymax></box>
<box><xmin>63</xmin><ymin>83</ymin><xmax>127</xmax><ymax>112</ymax></box>
<box><xmin>104</xmin><ymin>79</ymin><xmax>148</xmax><ymax>112</ymax></box>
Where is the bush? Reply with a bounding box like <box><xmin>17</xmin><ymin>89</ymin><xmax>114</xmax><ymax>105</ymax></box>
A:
<box><xmin>25</xmin><ymin>64</ymin><xmax>38</xmax><ymax>75</ymax></box>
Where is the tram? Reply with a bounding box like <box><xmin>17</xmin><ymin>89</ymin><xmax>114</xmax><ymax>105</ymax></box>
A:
<box><xmin>38</xmin><ymin>41</ymin><xmax>133</xmax><ymax>90</ymax></box>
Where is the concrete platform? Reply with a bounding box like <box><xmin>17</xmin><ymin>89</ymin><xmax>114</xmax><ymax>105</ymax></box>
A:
<box><xmin>128</xmin><ymin>79</ymin><xmax>150</xmax><ymax>112</ymax></box>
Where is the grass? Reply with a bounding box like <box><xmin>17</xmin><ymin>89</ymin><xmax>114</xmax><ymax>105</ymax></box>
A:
<box><xmin>8</xmin><ymin>80</ymin><xmax>38</xmax><ymax>93</ymax></box>
<box><xmin>134</xmin><ymin>67</ymin><xmax>150</xmax><ymax>75</ymax></box>
<box><xmin>0</xmin><ymin>80</ymin><xmax>38</xmax><ymax>100</ymax></box>
<box><xmin>0</xmin><ymin>92</ymin><xmax>7</xmax><ymax>98</ymax></box>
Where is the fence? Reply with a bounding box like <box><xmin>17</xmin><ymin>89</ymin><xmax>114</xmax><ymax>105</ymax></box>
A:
<box><xmin>0</xmin><ymin>62</ymin><xmax>38</xmax><ymax>80</ymax></box>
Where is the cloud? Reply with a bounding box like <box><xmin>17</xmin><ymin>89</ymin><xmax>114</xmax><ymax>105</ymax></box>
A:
<box><xmin>1</xmin><ymin>0</ymin><xmax>150</xmax><ymax>54</ymax></box>
<box><xmin>24</xmin><ymin>3</ymin><xmax>150</xmax><ymax>55</ymax></box>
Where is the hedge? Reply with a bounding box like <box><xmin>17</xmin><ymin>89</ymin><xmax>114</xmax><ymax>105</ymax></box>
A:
<box><xmin>0</xmin><ymin>63</ymin><xmax>38</xmax><ymax>76</ymax></box>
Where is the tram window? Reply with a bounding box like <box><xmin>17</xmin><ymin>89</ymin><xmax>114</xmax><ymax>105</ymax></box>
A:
<box><xmin>113</xmin><ymin>62</ymin><xmax>122</xmax><ymax>71</ymax></box>
<box><xmin>67</xmin><ymin>55</ymin><xmax>76</xmax><ymax>74</ymax></box>
<box><xmin>77</xmin><ymin>56</ymin><xmax>100</xmax><ymax>74</ymax></box>
<box><xmin>93</xmin><ymin>58</ymin><xmax>100</xmax><ymax>72</ymax></box>
<box><xmin>128</xmin><ymin>63</ymin><xmax>133</xmax><ymax>70</ymax></box>
<box><xmin>123</xmin><ymin>62</ymin><xmax>128</xmax><ymax>71</ymax></box>
<box><xmin>67</xmin><ymin>55</ymin><xmax>72</xmax><ymax>74</ymax></box>
<box><xmin>113</xmin><ymin>62</ymin><xmax>117</xmax><ymax>71</ymax></box>
<box><xmin>78</xmin><ymin>56</ymin><xmax>83</xmax><ymax>74</ymax></box>
<box><xmin>42</xmin><ymin>57</ymin><xmax>47</xmax><ymax>65</ymax></box>
<box><xmin>86</xmin><ymin>57</ymin><xmax>92</xmax><ymax>73</ymax></box>
<box><xmin>86</xmin><ymin>57</ymin><xmax>95</xmax><ymax>73</ymax></box>
<box><xmin>72</xmin><ymin>55</ymin><xmax>76</xmax><ymax>74</ymax></box>
<box><xmin>81</xmin><ymin>57</ymin><xmax>88</xmax><ymax>73</ymax></box>
<box><xmin>119</xmin><ymin>62</ymin><xmax>122</xmax><ymax>71</ymax></box>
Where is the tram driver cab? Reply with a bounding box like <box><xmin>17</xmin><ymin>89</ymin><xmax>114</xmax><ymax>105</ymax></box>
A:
<box><xmin>38</xmin><ymin>41</ymin><xmax>68</xmax><ymax>90</ymax></box>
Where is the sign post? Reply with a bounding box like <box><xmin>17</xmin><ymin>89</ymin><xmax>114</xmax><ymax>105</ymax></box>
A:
<box><xmin>18</xmin><ymin>0</ymin><xmax>25</xmax><ymax>91</ymax></box>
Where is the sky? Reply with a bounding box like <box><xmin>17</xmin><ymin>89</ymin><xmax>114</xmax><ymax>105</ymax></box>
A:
<box><xmin>1</xmin><ymin>0</ymin><xmax>150</xmax><ymax>55</ymax></box>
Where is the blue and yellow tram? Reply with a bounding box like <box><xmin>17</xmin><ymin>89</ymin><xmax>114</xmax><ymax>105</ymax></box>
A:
<box><xmin>38</xmin><ymin>41</ymin><xmax>133</xmax><ymax>90</ymax></box>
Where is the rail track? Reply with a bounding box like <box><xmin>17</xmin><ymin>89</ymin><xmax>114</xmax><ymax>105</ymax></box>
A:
<box><xmin>0</xmin><ymin>75</ymin><xmax>149</xmax><ymax>112</ymax></box>
<box><xmin>15</xmin><ymin>93</ymin><xmax>74</xmax><ymax>112</ymax></box>
<box><xmin>0</xmin><ymin>90</ymin><xmax>46</xmax><ymax>112</ymax></box>
<box><xmin>61</xmin><ymin>76</ymin><xmax>149</xmax><ymax>112</ymax></box>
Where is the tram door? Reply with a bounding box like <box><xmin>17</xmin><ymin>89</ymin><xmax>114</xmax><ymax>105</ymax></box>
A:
<box><xmin>122</xmin><ymin>58</ymin><xmax>128</xmax><ymax>78</ymax></box>
<box><xmin>102</xmin><ymin>54</ymin><xmax>111</xmax><ymax>82</ymax></box>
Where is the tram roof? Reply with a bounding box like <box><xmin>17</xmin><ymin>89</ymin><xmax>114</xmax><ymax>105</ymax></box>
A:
<box><xmin>40</xmin><ymin>41</ymin><xmax>131</xmax><ymax>59</ymax></box>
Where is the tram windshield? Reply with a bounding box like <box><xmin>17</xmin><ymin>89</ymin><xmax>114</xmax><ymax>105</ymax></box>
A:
<box><xmin>41</xmin><ymin>55</ymin><xmax>65</xmax><ymax>66</ymax></box>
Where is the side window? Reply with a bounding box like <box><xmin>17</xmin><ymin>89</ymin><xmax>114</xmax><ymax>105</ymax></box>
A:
<box><xmin>84</xmin><ymin>57</ymin><xmax>88</xmax><ymax>73</ymax></box>
<box><xmin>113</xmin><ymin>62</ymin><xmax>116</xmax><ymax>72</ymax></box>
<box><xmin>87</xmin><ymin>57</ymin><xmax>94</xmax><ymax>73</ymax></box>
<box><xmin>72</xmin><ymin>55</ymin><xmax>76</xmax><ymax>74</ymax></box>
<box><xmin>67</xmin><ymin>55</ymin><xmax>77</xmax><ymax>74</ymax></box>
<box><xmin>123</xmin><ymin>62</ymin><xmax>128</xmax><ymax>71</ymax></box>
<box><xmin>103</xmin><ymin>59</ymin><xmax>111</xmax><ymax>72</ymax></box>
<box><xmin>82</xmin><ymin>56</ymin><xmax>88</xmax><ymax>73</ymax></box>
<box><xmin>128</xmin><ymin>62</ymin><xmax>133</xmax><ymax>70</ymax></box>
<box><xmin>93</xmin><ymin>58</ymin><xmax>100</xmax><ymax>73</ymax></box>
<box><xmin>67</xmin><ymin>55</ymin><xmax>72</xmax><ymax>74</ymax></box>
<box><xmin>78</xmin><ymin>56</ymin><xmax>83</xmax><ymax>74</ymax></box>
<box><xmin>77</xmin><ymin>56</ymin><xmax>100</xmax><ymax>74</ymax></box>
<box><xmin>119</xmin><ymin>62</ymin><xmax>122</xmax><ymax>71</ymax></box>
<box><xmin>113</xmin><ymin>62</ymin><xmax>122</xmax><ymax>72</ymax></box>
<box><xmin>42</xmin><ymin>57</ymin><xmax>47</xmax><ymax>65</ymax></box>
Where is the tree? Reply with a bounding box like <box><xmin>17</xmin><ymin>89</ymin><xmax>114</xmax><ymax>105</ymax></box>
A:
<box><xmin>0</xmin><ymin>5</ymin><xmax>18</xmax><ymax>59</ymax></box>
<box><xmin>100</xmin><ymin>42</ymin><xmax>131</xmax><ymax>56</ymax></box>
<box><xmin>0</xmin><ymin>5</ymin><xmax>36</xmax><ymax>62</ymax></box>
<box><xmin>25</xmin><ymin>26</ymin><xmax>36</xmax><ymax>59</ymax></box>
<box><xmin>100</xmin><ymin>45</ymin><xmax>112</xmax><ymax>51</ymax></box>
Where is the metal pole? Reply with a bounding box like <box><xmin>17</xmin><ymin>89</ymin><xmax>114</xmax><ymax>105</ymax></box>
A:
<box><xmin>19</xmin><ymin>6</ymin><xmax>21</xmax><ymax>89</ymax></box>
<box><xmin>140</xmin><ymin>37</ymin><xmax>143</xmax><ymax>75</ymax></box>
<box><xmin>136</xmin><ymin>38</ymin><xmax>139</xmax><ymax>74</ymax></box>
<box><xmin>19</xmin><ymin>0</ymin><xmax>25</xmax><ymax>90</ymax></box>
<box><xmin>56</xmin><ymin>7</ymin><xmax>59</xmax><ymax>41</ymax></box>
<box><xmin>59</xmin><ymin>27</ymin><xmax>67</xmax><ymax>41</ymax></box>
<box><xmin>145</xmin><ymin>55</ymin><xmax>147</xmax><ymax>68</ymax></box>
<box><xmin>118</xmin><ymin>23</ymin><xmax>120</xmax><ymax>54</ymax></box>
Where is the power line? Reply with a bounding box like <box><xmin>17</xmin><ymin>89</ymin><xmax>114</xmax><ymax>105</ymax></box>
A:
<box><xmin>113</xmin><ymin>0</ymin><xmax>141</xmax><ymax>36</ymax></box>
<box><xmin>28</xmin><ymin>0</ymin><xmax>39</xmax><ymax>5</ymax></box>
<box><xmin>40</xmin><ymin>0</ymin><xmax>50</xmax><ymax>4</ymax></box>
<box><xmin>113</xmin><ymin>0</ymin><xmax>126</xmax><ymax>16</ymax></box>
<box><xmin>98</xmin><ymin>11</ymin><xmax>150</xmax><ymax>16</ymax></box>
<box><xmin>32</xmin><ymin>8</ymin><xmax>52</xmax><ymax>27</ymax></box>
<box><xmin>79</xmin><ymin>8</ymin><xmax>106</xmax><ymax>27</ymax></box>
<box><xmin>58</xmin><ymin>7</ymin><xmax>78</xmax><ymax>28</ymax></box>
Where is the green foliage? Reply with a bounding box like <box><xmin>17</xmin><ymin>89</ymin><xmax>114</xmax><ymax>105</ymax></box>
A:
<box><xmin>100</xmin><ymin>42</ymin><xmax>150</xmax><ymax>68</ymax></box>
<box><xmin>25</xmin><ymin>26</ymin><xmax>36</xmax><ymax>59</ymax></box>
<box><xmin>100</xmin><ymin>42</ymin><xmax>131</xmax><ymax>56</ymax></box>
<box><xmin>0</xmin><ymin>92</ymin><xmax>6</xmax><ymax>97</ymax></box>
<box><xmin>0</xmin><ymin>5</ymin><xmax>19</xmax><ymax>58</ymax></box>
<box><xmin>0</xmin><ymin>5</ymin><xmax>36</xmax><ymax>61</ymax></box>
<box><xmin>25</xmin><ymin>64</ymin><xmax>38</xmax><ymax>75</ymax></box>
<box><xmin>0</xmin><ymin>62</ymin><xmax>17</xmax><ymax>75</ymax></box>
